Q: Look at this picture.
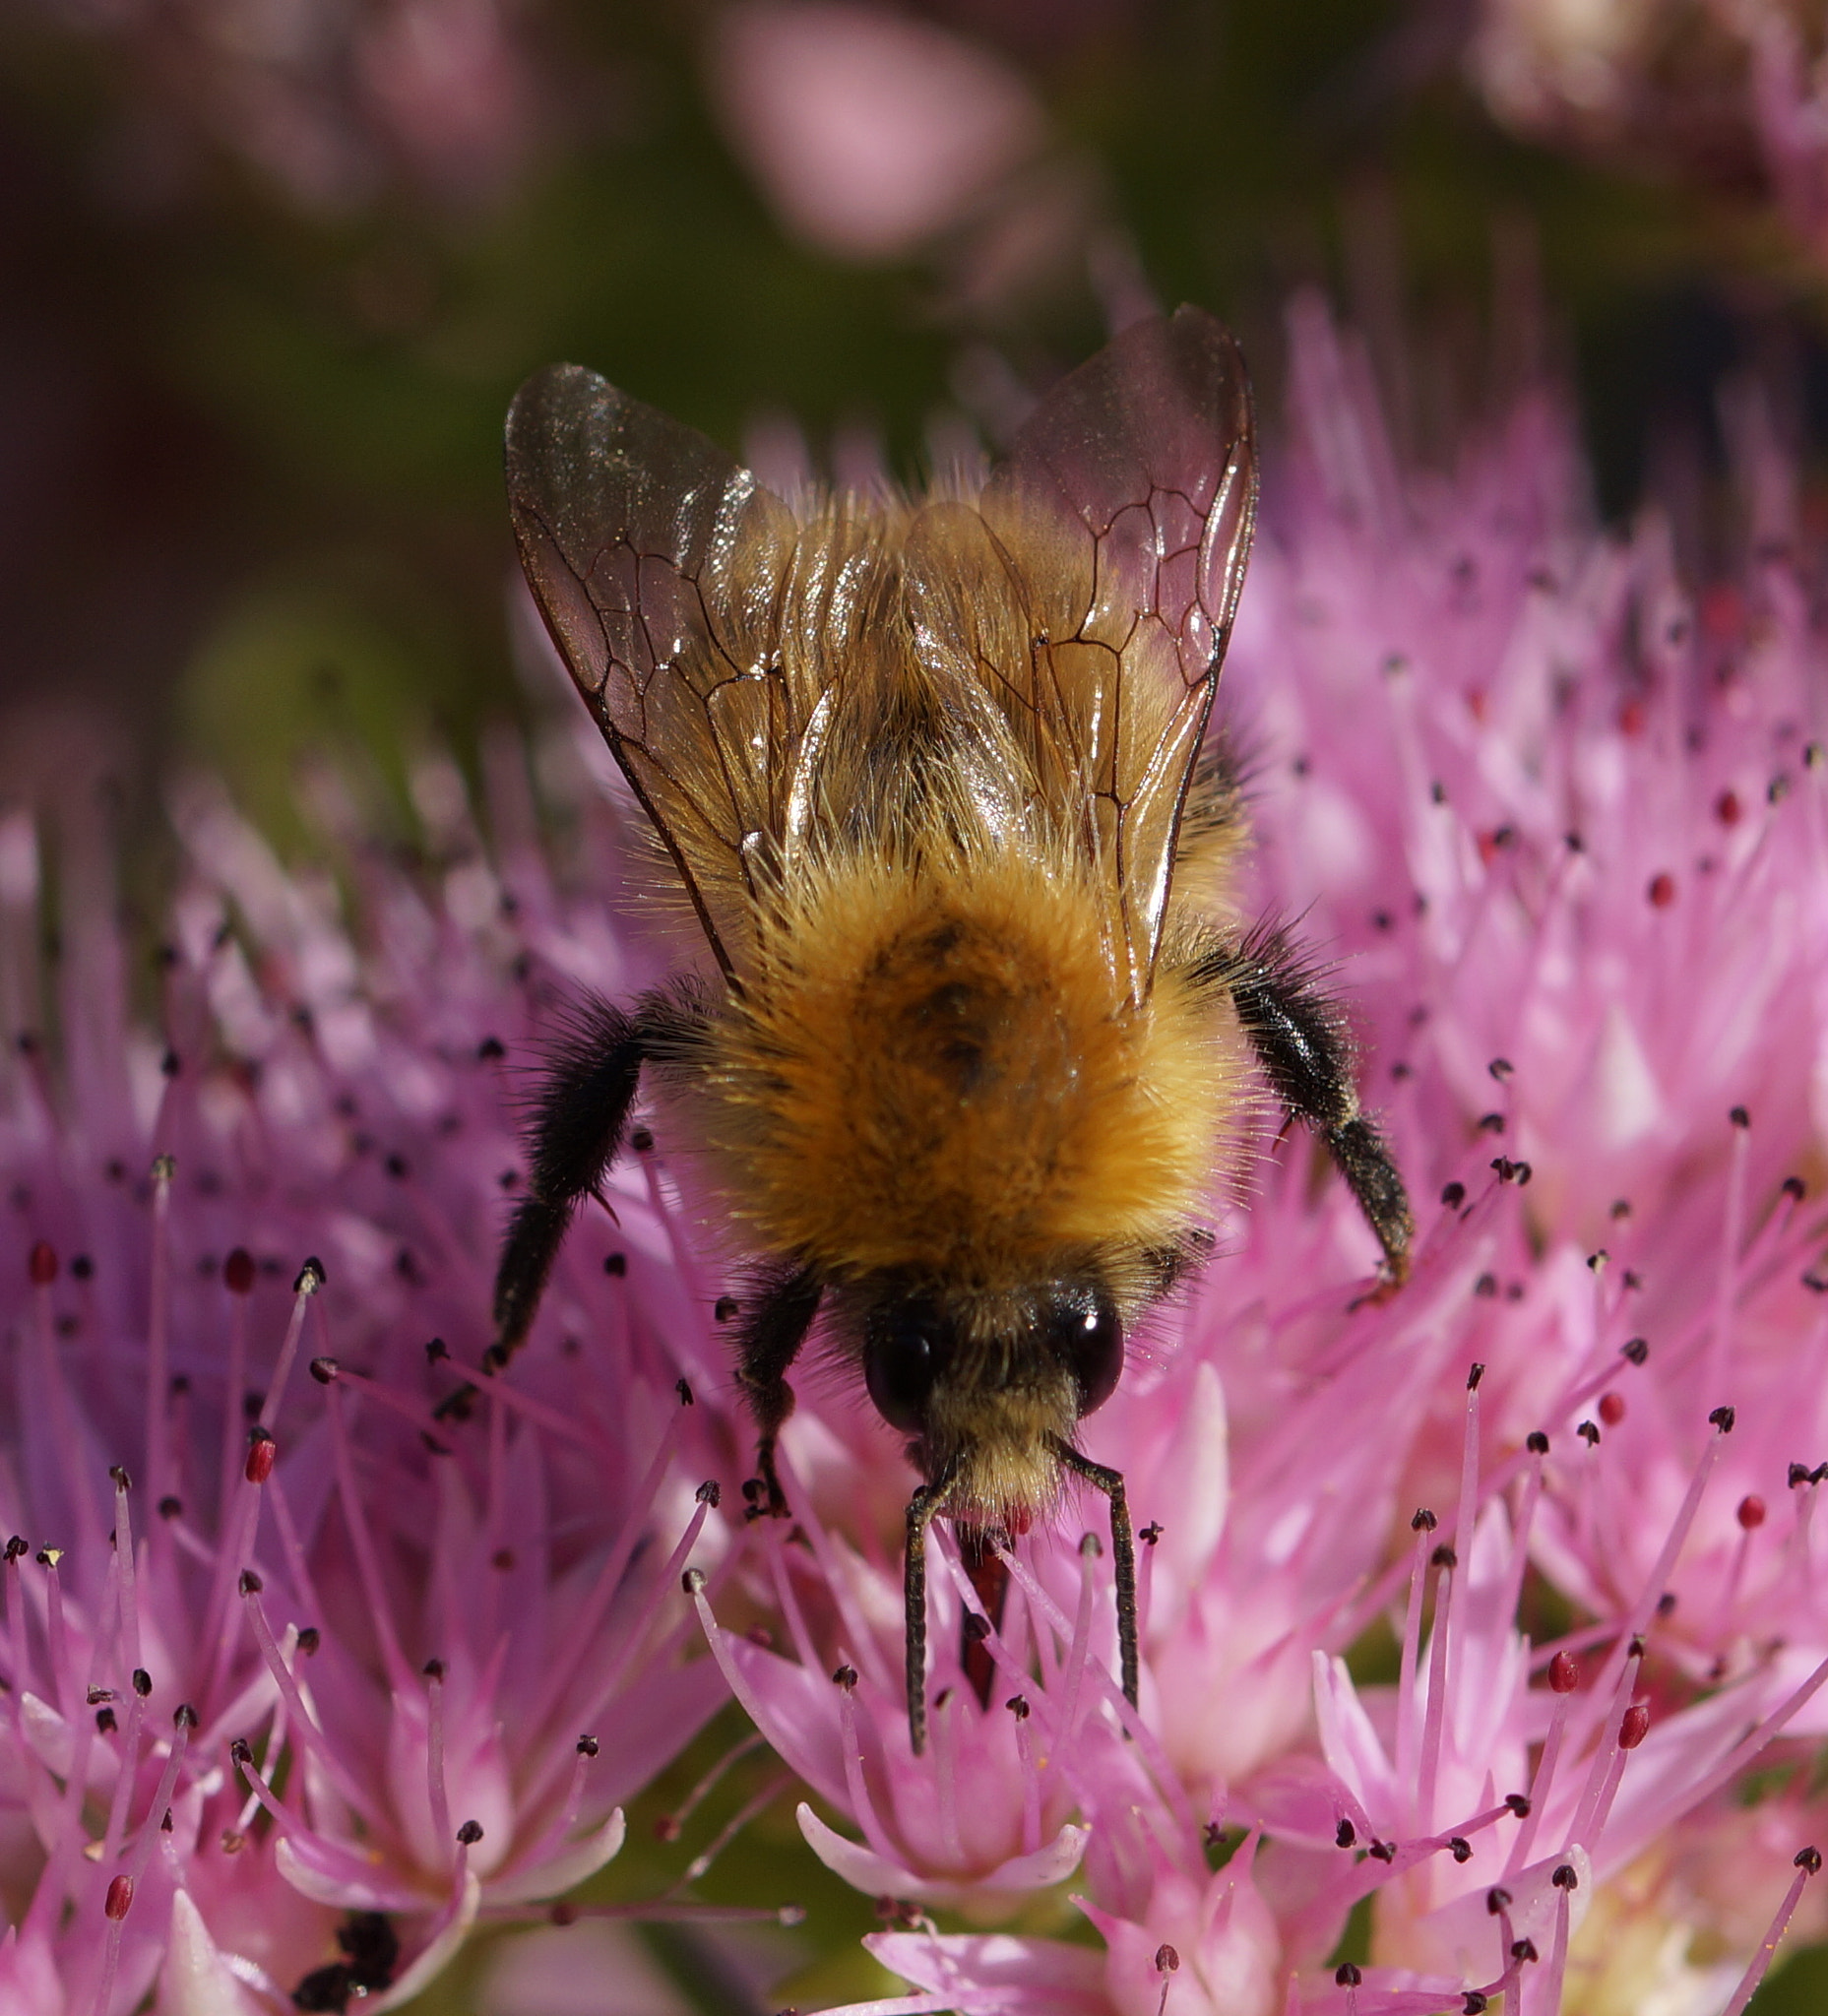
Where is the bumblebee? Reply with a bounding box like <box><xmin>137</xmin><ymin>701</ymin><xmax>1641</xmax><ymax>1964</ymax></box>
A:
<box><xmin>494</xmin><ymin>309</ymin><xmax>1412</xmax><ymax>1752</ymax></box>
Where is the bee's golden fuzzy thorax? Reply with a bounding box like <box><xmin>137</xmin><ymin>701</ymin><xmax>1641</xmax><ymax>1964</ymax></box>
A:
<box><xmin>687</xmin><ymin>847</ymin><xmax>1240</xmax><ymax>1286</ymax></box>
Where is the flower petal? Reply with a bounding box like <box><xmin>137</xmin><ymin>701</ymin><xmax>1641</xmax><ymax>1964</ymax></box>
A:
<box><xmin>485</xmin><ymin>1806</ymin><xmax>626</xmax><ymax>1908</ymax></box>
<box><xmin>797</xmin><ymin>1803</ymin><xmax>1087</xmax><ymax>1908</ymax></box>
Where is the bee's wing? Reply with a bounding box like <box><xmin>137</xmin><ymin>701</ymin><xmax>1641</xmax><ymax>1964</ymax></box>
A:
<box><xmin>914</xmin><ymin>307</ymin><xmax>1257</xmax><ymax>1001</ymax></box>
<box><xmin>506</xmin><ymin>364</ymin><xmax>800</xmax><ymax>981</ymax></box>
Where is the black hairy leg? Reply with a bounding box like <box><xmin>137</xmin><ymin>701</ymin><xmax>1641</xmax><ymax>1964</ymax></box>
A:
<box><xmin>734</xmin><ymin>1264</ymin><xmax>824</xmax><ymax>1519</ymax></box>
<box><xmin>903</xmin><ymin>1465</ymin><xmax>958</xmax><ymax>1757</ymax></box>
<box><xmin>490</xmin><ymin>989</ymin><xmax>702</xmax><ymax>1366</ymax></box>
<box><xmin>1188</xmin><ymin>926</ymin><xmax>1414</xmax><ymax>1282</ymax></box>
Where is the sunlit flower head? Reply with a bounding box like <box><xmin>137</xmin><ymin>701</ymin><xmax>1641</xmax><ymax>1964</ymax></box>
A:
<box><xmin>786</xmin><ymin>293</ymin><xmax>1828</xmax><ymax>2013</ymax></box>
<box><xmin>0</xmin><ymin>765</ymin><xmax>732</xmax><ymax>2008</ymax></box>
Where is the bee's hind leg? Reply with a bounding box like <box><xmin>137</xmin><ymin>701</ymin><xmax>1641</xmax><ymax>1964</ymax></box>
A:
<box><xmin>734</xmin><ymin>1265</ymin><xmax>823</xmax><ymax>1519</ymax></box>
<box><xmin>1190</xmin><ymin>925</ymin><xmax>1414</xmax><ymax>1284</ymax></box>
<box><xmin>490</xmin><ymin>989</ymin><xmax>699</xmax><ymax>1369</ymax></box>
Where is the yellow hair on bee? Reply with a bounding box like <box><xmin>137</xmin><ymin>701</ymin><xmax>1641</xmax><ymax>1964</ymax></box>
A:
<box><xmin>688</xmin><ymin>841</ymin><xmax>1244</xmax><ymax>1290</ymax></box>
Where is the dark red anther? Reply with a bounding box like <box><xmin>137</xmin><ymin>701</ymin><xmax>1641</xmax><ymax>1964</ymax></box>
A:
<box><xmin>244</xmin><ymin>1429</ymin><xmax>276</xmax><ymax>1484</ymax></box>
<box><xmin>1739</xmin><ymin>1495</ymin><xmax>1767</xmax><ymax>1531</ymax></box>
<box><xmin>1548</xmin><ymin>1651</ymin><xmax>1580</xmax><ymax>1694</ymax></box>
<box><xmin>28</xmin><ymin>1241</ymin><xmax>55</xmax><ymax>1287</ymax></box>
<box><xmin>1716</xmin><ymin>789</ymin><xmax>1741</xmax><ymax>825</ymax></box>
<box><xmin>104</xmin><ymin>1873</ymin><xmax>132</xmax><ymax>1921</ymax></box>
<box><xmin>1647</xmin><ymin>871</ymin><xmax>1675</xmax><ymax>908</ymax></box>
<box><xmin>223</xmin><ymin>1248</ymin><xmax>256</xmax><ymax>1295</ymax></box>
<box><xmin>1599</xmin><ymin>1392</ymin><xmax>1625</xmax><ymax>1427</ymax></box>
<box><xmin>1619</xmin><ymin>1704</ymin><xmax>1650</xmax><ymax>1749</ymax></box>
<box><xmin>1154</xmin><ymin>1946</ymin><xmax>1178</xmax><ymax>1975</ymax></box>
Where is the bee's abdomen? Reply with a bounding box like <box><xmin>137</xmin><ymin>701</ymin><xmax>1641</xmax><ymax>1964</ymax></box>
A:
<box><xmin>693</xmin><ymin>855</ymin><xmax>1238</xmax><ymax>1281</ymax></box>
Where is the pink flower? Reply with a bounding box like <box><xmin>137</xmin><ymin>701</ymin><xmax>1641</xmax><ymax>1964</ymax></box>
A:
<box><xmin>706</xmin><ymin>2</ymin><xmax>1045</xmax><ymax>260</ymax></box>
<box><xmin>0</xmin><ymin>769</ymin><xmax>734</xmax><ymax>2007</ymax></box>
<box><xmin>785</xmin><ymin>296</ymin><xmax>1828</xmax><ymax>2012</ymax></box>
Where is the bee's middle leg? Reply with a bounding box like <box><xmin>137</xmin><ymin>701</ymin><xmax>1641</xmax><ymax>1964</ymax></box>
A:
<box><xmin>1187</xmin><ymin>927</ymin><xmax>1414</xmax><ymax>1282</ymax></box>
<box><xmin>734</xmin><ymin>1265</ymin><xmax>823</xmax><ymax>1518</ymax></box>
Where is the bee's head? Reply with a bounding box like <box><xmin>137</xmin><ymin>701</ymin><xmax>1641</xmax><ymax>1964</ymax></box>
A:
<box><xmin>854</xmin><ymin>1276</ymin><xmax>1124</xmax><ymax>1519</ymax></box>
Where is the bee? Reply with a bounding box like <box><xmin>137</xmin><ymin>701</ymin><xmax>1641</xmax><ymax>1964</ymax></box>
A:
<box><xmin>494</xmin><ymin>308</ymin><xmax>1412</xmax><ymax>1753</ymax></box>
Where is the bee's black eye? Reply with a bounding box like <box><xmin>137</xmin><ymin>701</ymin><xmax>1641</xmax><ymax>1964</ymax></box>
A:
<box><xmin>864</xmin><ymin>1301</ymin><xmax>950</xmax><ymax>1432</ymax></box>
<box><xmin>1049</xmin><ymin>1288</ymin><xmax>1123</xmax><ymax>1416</ymax></box>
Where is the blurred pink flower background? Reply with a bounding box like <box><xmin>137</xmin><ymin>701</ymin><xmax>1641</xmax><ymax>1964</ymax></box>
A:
<box><xmin>0</xmin><ymin>276</ymin><xmax>1825</xmax><ymax>2012</ymax></box>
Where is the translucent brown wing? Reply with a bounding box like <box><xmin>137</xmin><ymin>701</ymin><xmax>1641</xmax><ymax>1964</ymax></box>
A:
<box><xmin>505</xmin><ymin>364</ymin><xmax>801</xmax><ymax>982</ymax></box>
<box><xmin>904</xmin><ymin>307</ymin><xmax>1258</xmax><ymax>1002</ymax></box>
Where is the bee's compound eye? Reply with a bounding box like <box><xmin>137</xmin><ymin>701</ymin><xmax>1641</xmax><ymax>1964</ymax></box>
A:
<box><xmin>864</xmin><ymin>1301</ymin><xmax>949</xmax><ymax>1433</ymax></box>
<box><xmin>1051</xmin><ymin>1289</ymin><xmax>1123</xmax><ymax>1416</ymax></box>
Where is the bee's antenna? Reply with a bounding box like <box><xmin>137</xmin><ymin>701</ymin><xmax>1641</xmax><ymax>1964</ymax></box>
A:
<box><xmin>904</xmin><ymin>1468</ymin><xmax>959</xmax><ymax>1757</ymax></box>
<box><xmin>1053</xmin><ymin>1443</ymin><xmax>1140</xmax><ymax>1719</ymax></box>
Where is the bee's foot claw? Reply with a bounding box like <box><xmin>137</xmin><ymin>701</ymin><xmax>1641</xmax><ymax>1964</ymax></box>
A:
<box><xmin>741</xmin><ymin>1475</ymin><xmax>790</xmax><ymax>1521</ymax></box>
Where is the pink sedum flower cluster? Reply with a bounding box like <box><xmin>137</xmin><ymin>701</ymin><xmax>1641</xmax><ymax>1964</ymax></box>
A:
<box><xmin>719</xmin><ymin>296</ymin><xmax>1828</xmax><ymax>2014</ymax></box>
<box><xmin>0</xmin><ymin>759</ymin><xmax>733</xmax><ymax>2008</ymax></box>
<box><xmin>4</xmin><ymin>290</ymin><xmax>1828</xmax><ymax>2015</ymax></box>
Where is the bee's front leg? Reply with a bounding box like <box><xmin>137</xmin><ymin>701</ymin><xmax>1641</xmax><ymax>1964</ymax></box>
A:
<box><xmin>1187</xmin><ymin>926</ymin><xmax>1414</xmax><ymax>1283</ymax></box>
<box><xmin>734</xmin><ymin>1265</ymin><xmax>823</xmax><ymax>1519</ymax></box>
